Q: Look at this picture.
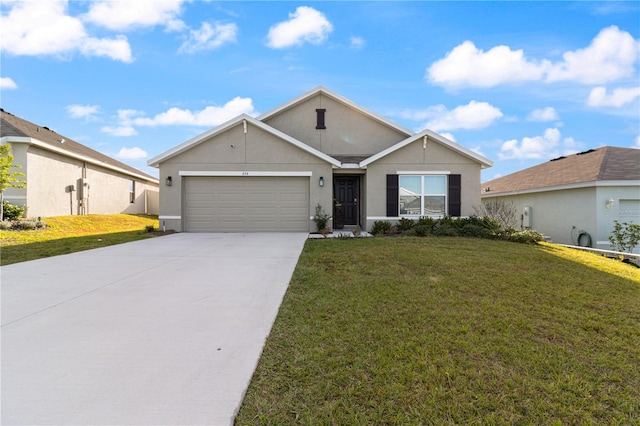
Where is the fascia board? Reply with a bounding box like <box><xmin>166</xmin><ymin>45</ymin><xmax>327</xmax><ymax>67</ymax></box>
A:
<box><xmin>257</xmin><ymin>86</ymin><xmax>414</xmax><ymax>137</ymax></box>
<box><xmin>147</xmin><ymin>113</ymin><xmax>341</xmax><ymax>168</ymax></box>
<box><xmin>481</xmin><ymin>180</ymin><xmax>640</xmax><ymax>197</ymax></box>
<box><xmin>3</xmin><ymin>136</ymin><xmax>159</xmax><ymax>184</ymax></box>
<box><xmin>360</xmin><ymin>129</ymin><xmax>493</xmax><ymax>169</ymax></box>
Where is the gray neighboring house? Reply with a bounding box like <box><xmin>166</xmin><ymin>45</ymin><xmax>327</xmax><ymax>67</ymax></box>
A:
<box><xmin>481</xmin><ymin>146</ymin><xmax>640</xmax><ymax>253</ymax></box>
<box><xmin>148</xmin><ymin>86</ymin><xmax>493</xmax><ymax>233</ymax></box>
<box><xmin>1</xmin><ymin>109</ymin><xmax>159</xmax><ymax>218</ymax></box>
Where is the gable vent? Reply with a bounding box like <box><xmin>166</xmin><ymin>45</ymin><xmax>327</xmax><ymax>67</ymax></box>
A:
<box><xmin>316</xmin><ymin>109</ymin><xmax>326</xmax><ymax>129</ymax></box>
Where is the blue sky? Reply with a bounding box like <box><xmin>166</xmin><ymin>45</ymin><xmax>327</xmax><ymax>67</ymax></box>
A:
<box><xmin>1</xmin><ymin>1</ymin><xmax>639</xmax><ymax>181</ymax></box>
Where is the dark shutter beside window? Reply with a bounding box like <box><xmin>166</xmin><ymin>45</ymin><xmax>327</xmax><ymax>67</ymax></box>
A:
<box><xmin>386</xmin><ymin>174</ymin><xmax>399</xmax><ymax>217</ymax></box>
<box><xmin>448</xmin><ymin>174</ymin><xmax>461</xmax><ymax>217</ymax></box>
<box><xmin>316</xmin><ymin>109</ymin><xmax>326</xmax><ymax>129</ymax></box>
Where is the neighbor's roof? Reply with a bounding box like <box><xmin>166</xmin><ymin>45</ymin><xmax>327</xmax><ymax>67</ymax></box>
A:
<box><xmin>1</xmin><ymin>109</ymin><xmax>158</xmax><ymax>183</ymax></box>
<box><xmin>482</xmin><ymin>147</ymin><xmax>640</xmax><ymax>195</ymax></box>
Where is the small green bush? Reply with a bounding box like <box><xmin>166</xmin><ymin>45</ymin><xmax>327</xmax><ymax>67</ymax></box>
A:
<box><xmin>416</xmin><ymin>216</ymin><xmax>437</xmax><ymax>229</ymax></box>
<box><xmin>397</xmin><ymin>217</ymin><xmax>415</xmax><ymax>232</ymax></box>
<box><xmin>3</xmin><ymin>202</ymin><xmax>25</xmax><ymax>220</ymax></box>
<box><xmin>19</xmin><ymin>220</ymin><xmax>37</xmax><ymax>230</ymax></box>
<box><xmin>460</xmin><ymin>223</ymin><xmax>491</xmax><ymax>238</ymax></box>
<box><xmin>312</xmin><ymin>204</ymin><xmax>332</xmax><ymax>233</ymax></box>
<box><xmin>371</xmin><ymin>220</ymin><xmax>392</xmax><ymax>236</ymax></box>
<box><xmin>0</xmin><ymin>220</ymin><xmax>11</xmax><ymax>230</ymax></box>
<box><xmin>434</xmin><ymin>224</ymin><xmax>459</xmax><ymax>237</ymax></box>
<box><xmin>608</xmin><ymin>220</ymin><xmax>640</xmax><ymax>253</ymax></box>
<box><xmin>145</xmin><ymin>225</ymin><xmax>155</xmax><ymax>232</ymax></box>
<box><xmin>412</xmin><ymin>224</ymin><xmax>432</xmax><ymax>237</ymax></box>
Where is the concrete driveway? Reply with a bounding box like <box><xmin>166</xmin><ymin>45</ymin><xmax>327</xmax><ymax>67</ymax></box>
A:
<box><xmin>1</xmin><ymin>232</ymin><xmax>308</xmax><ymax>426</ymax></box>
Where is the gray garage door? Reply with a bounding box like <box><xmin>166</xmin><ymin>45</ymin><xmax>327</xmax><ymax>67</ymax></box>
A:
<box><xmin>184</xmin><ymin>176</ymin><xmax>310</xmax><ymax>232</ymax></box>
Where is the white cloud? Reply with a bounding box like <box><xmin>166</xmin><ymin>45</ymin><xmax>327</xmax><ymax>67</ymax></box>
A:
<box><xmin>634</xmin><ymin>136</ymin><xmax>640</xmax><ymax>149</ymax></box>
<box><xmin>178</xmin><ymin>22</ymin><xmax>238</xmax><ymax>54</ymax></box>
<box><xmin>527</xmin><ymin>107</ymin><xmax>559</xmax><ymax>122</ymax></box>
<box><xmin>439</xmin><ymin>132</ymin><xmax>457</xmax><ymax>142</ymax></box>
<box><xmin>498</xmin><ymin>128</ymin><xmax>582</xmax><ymax>160</ymax></box>
<box><xmin>101</xmin><ymin>126</ymin><xmax>137</xmax><ymax>137</ymax></box>
<box><xmin>83</xmin><ymin>0</ymin><xmax>185</xmax><ymax>31</ymax></box>
<box><xmin>101</xmin><ymin>109</ymin><xmax>143</xmax><ymax>136</ymax></box>
<box><xmin>66</xmin><ymin>104</ymin><xmax>100</xmax><ymax>119</ymax></box>
<box><xmin>349</xmin><ymin>36</ymin><xmax>365</xmax><ymax>50</ymax></box>
<box><xmin>116</xmin><ymin>147</ymin><xmax>148</xmax><ymax>160</ymax></box>
<box><xmin>427</xmin><ymin>41</ymin><xmax>546</xmax><ymax>88</ymax></box>
<box><xmin>413</xmin><ymin>101</ymin><xmax>503</xmax><ymax>132</ymax></box>
<box><xmin>587</xmin><ymin>86</ymin><xmax>640</xmax><ymax>107</ymax></box>
<box><xmin>546</xmin><ymin>26</ymin><xmax>639</xmax><ymax>84</ymax></box>
<box><xmin>0</xmin><ymin>0</ymin><xmax>133</xmax><ymax>62</ymax></box>
<box><xmin>267</xmin><ymin>6</ymin><xmax>333</xmax><ymax>49</ymax></box>
<box><xmin>0</xmin><ymin>77</ymin><xmax>17</xmax><ymax>90</ymax></box>
<box><xmin>134</xmin><ymin>97</ymin><xmax>257</xmax><ymax>127</ymax></box>
<box><xmin>427</xmin><ymin>26</ymin><xmax>639</xmax><ymax>88</ymax></box>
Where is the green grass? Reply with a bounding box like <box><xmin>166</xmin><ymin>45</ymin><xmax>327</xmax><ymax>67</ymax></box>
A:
<box><xmin>236</xmin><ymin>238</ymin><xmax>640</xmax><ymax>425</ymax></box>
<box><xmin>0</xmin><ymin>214</ymin><xmax>161</xmax><ymax>265</ymax></box>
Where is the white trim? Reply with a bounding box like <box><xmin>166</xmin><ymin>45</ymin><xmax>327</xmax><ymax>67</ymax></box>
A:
<box><xmin>481</xmin><ymin>179</ymin><xmax>640</xmax><ymax>197</ymax></box>
<box><xmin>179</xmin><ymin>171</ymin><xmax>313</xmax><ymax>177</ymax></box>
<box><xmin>257</xmin><ymin>86</ymin><xmax>414</xmax><ymax>137</ymax></box>
<box><xmin>397</xmin><ymin>171</ymin><xmax>451</xmax><ymax>175</ymax></box>
<box><xmin>367</xmin><ymin>216</ymin><xmax>401</xmax><ymax>221</ymax></box>
<box><xmin>3</xmin><ymin>136</ymin><xmax>159</xmax><ymax>184</ymax></box>
<box><xmin>148</xmin><ymin>114</ymin><xmax>341</xmax><ymax>168</ymax></box>
<box><xmin>360</xmin><ymin>130</ymin><xmax>493</xmax><ymax>169</ymax></box>
<box><xmin>159</xmin><ymin>215</ymin><xmax>181</xmax><ymax>220</ymax></box>
<box><xmin>3</xmin><ymin>195</ymin><xmax>27</xmax><ymax>200</ymax></box>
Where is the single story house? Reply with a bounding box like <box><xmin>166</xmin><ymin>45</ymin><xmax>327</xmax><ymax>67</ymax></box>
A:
<box><xmin>481</xmin><ymin>146</ymin><xmax>640</xmax><ymax>253</ymax></box>
<box><xmin>148</xmin><ymin>86</ymin><xmax>493</xmax><ymax>233</ymax></box>
<box><xmin>1</xmin><ymin>109</ymin><xmax>159</xmax><ymax>218</ymax></box>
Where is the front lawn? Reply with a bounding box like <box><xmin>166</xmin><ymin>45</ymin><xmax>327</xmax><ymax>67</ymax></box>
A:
<box><xmin>0</xmin><ymin>214</ymin><xmax>161</xmax><ymax>265</ymax></box>
<box><xmin>237</xmin><ymin>238</ymin><xmax>639</xmax><ymax>425</ymax></box>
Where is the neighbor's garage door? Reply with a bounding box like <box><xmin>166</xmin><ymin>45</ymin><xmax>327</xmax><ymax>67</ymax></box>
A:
<box><xmin>184</xmin><ymin>176</ymin><xmax>309</xmax><ymax>232</ymax></box>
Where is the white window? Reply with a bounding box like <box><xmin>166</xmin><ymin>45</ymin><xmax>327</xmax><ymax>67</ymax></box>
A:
<box><xmin>399</xmin><ymin>175</ymin><xmax>446</xmax><ymax>216</ymax></box>
<box><xmin>129</xmin><ymin>180</ymin><xmax>135</xmax><ymax>203</ymax></box>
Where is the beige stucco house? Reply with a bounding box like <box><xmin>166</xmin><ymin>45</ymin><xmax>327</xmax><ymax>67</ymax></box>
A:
<box><xmin>481</xmin><ymin>147</ymin><xmax>640</xmax><ymax>253</ymax></box>
<box><xmin>148</xmin><ymin>86</ymin><xmax>493</xmax><ymax>233</ymax></box>
<box><xmin>1</xmin><ymin>109</ymin><xmax>159</xmax><ymax>218</ymax></box>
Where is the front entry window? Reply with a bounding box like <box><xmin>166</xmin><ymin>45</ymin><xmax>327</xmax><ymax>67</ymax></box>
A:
<box><xmin>399</xmin><ymin>175</ymin><xmax>446</xmax><ymax>216</ymax></box>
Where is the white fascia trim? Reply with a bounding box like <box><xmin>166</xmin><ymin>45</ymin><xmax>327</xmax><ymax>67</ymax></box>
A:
<box><xmin>179</xmin><ymin>171</ymin><xmax>313</xmax><ymax>177</ymax></box>
<box><xmin>481</xmin><ymin>179</ymin><xmax>640</xmax><ymax>198</ymax></box>
<box><xmin>159</xmin><ymin>215</ymin><xmax>181</xmax><ymax>220</ymax></box>
<box><xmin>147</xmin><ymin>114</ymin><xmax>341</xmax><ymax>168</ymax></box>
<box><xmin>360</xmin><ymin>130</ymin><xmax>493</xmax><ymax>169</ymax></box>
<box><xmin>398</xmin><ymin>171</ymin><xmax>451</xmax><ymax>175</ymax></box>
<box><xmin>257</xmin><ymin>86</ymin><xmax>414</xmax><ymax>137</ymax></box>
<box><xmin>3</xmin><ymin>136</ymin><xmax>159</xmax><ymax>184</ymax></box>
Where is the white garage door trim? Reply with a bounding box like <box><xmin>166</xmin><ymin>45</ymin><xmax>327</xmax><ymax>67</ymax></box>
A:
<box><xmin>183</xmin><ymin>175</ymin><xmax>310</xmax><ymax>232</ymax></box>
<box><xmin>179</xmin><ymin>171</ymin><xmax>313</xmax><ymax>177</ymax></box>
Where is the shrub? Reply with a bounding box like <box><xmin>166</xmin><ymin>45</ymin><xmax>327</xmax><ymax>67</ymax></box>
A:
<box><xmin>312</xmin><ymin>204</ymin><xmax>332</xmax><ymax>233</ymax></box>
<box><xmin>145</xmin><ymin>225</ymin><xmax>155</xmax><ymax>232</ymax></box>
<box><xmin>498</xmin><ymin>229</ymin><xmax>544</xmax><ymax>244</ymax></box>
<box><xmin>0</xmin><ymin>220</ymin><xmax>11</xmax><ymax>230</ymax></box>
<box><xmin>460</xmin><ymin>223</ymin><xmax>491</xmax><ymax>238</ymax></box>
<box><xmin>3</xmin><ymin>202</ymin><xmax>25</xmax><ymax>220</ymax></box>
<box><xmin>19</xmin><ymin>220</ymin><xmax>37</xmax><ymax>230</ymax></box>
<box><xmin>473</xmin><ymin>199</ymin><xmax>518</xmax><ymax>228</ymax></box>
<box><xmin>397</xmin><ymin>217</ymin><xmax>415</xmax><ymax>232</ymax></box>
<box><xmin>608</xmin><ymin>220</ymin><xmax>640</xmax><ymax>253</ymax></box>
<box><xmin>412</xmin><ymin>224</ymin><xmax>432</xmax><ymax>237</ymax></box>
<box><xmin>370</xmin><ymin>220</ymin><xmax>392</xmax><ymax>236</ymax></box>
<box><xmin>434</xmin><ymin>224</ymin><xmax>459</xmax><ymax>237</ymax></box>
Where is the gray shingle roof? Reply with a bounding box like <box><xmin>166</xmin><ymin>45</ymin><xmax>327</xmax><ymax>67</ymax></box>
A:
<box><xmin>1</xmin><ymin>109</ymin><xmax>157</xmax><ymax>182</ymax></box>
<box><xmin>482</xmin><ymin>147</ymin><xmax>640</xmax><ymax>195</ymax></box>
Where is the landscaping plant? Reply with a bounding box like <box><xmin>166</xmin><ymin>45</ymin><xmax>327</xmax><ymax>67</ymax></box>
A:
<box><xmin>609</xmin><ymin>220</ymin><xmax>640</xmax><ymax>253</ymax></box>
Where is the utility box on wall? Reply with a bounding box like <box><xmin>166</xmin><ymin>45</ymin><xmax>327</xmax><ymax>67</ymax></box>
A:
<box><xmin>523</xmin><ymin>206</ymin><xmax>532</xmax><ymax>229</ymax></box>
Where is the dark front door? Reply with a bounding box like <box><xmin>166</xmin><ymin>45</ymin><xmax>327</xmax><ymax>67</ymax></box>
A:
<box><xmin>334</xmin><ymin>176</ymin><xmax>360</xmax><ymax>226</ymax></box>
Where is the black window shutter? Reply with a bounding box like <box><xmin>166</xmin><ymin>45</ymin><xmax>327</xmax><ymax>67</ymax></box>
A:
<box><xmin>387</xmin><ymin>174</ymin><xmax>399</xmax><ymax>217</ymax></box>
<box><xmin>316</xmin><ymin>109</ymin><xmax>326</xmax><ymax>129</ymax></box>
<box><xmin>448</xmin><ymin>174</ymin><xmax>461</xmax><ymax>217</ymax></box>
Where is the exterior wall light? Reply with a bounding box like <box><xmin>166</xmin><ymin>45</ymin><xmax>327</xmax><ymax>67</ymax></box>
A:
<box><xmin>319</xmin><ymin>176</ymin><xmax>324</xmax><ymax>187</ymax></box>
<box><xmin>606</xmin><ymin>198</ymin><xmax>614</xmax><ymax>209</ymax></box>
<box><xmin>165</xmin><ymin>176</ymin><xmax>173</xmax><ymax>186</ymax></box>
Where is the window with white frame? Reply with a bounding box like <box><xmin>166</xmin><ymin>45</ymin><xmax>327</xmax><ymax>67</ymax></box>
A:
<box><xmin>129</xmin><ymin>180</ymin><xmax>135</xmax><ymax>203</ymax></box>
<box><xmin>399</xmin><ymin>175</ymin><xmax>446</xmax><ymax>216</ymax></box>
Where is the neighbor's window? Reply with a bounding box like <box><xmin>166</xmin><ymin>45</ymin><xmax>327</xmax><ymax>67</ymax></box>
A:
<box><xmin>129</xmin><ymin>180</ymin><xmax>135</xmax><ymax>203</ymax></box>
<box><xmin>399</xmin><ymin>175</ymin><xmax>446</xmax><ymax>216</ymax></box>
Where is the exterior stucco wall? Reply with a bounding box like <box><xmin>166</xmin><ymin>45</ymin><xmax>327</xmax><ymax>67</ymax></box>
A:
<box><xmin>158</xmin><ymin>121</ymin><xmax>334</xmax><ymax>232</ymax></box>
<box><xmin>4</xmin><ymin>144</ymin><xmax>158</xmax><ymax>218</ymax></box>
<box><xmin>482</xmin><ymin>184</ymin><xmax>640</xmax><ymax>254</ymax></box>
<box><xmin>263</xmin><ymin>93</ymin><xmax>408</xmax><ymax>155</ymax></box>
<box><xmin>364</xmin><ymin>139</ymin><xmax>482</xmax><ymax>231</ymax></box>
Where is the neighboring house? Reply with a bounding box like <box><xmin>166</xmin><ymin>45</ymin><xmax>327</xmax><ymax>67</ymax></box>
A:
<box><xmin>1</xmin><ymin>109</ymin><xmax>159</xmax><ymax>218</ymax></box>
<box><xmin>481</xmin><ymin>147</ymin><xmax>640</xmax><ymax>253</ymax></box>
<box><xmin>148</xmin><ymin>86</ymin><xmax>492</xmax><ymax>233</ymax></box>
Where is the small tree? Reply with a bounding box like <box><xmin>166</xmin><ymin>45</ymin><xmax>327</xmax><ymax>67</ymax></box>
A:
<box><xmin>0</xmin><ymin>144</ymin><xmax>26</xmax><ymax>221</ymax></box>
<box><xmin>608</xmin><ymin>220</ymin><xmax>640</xmax><ymax>253</ymax></box>
<box><xmin>473</xmin><ymin>199</ymin><xmax>518</xmax><ymax>228</ymax></box>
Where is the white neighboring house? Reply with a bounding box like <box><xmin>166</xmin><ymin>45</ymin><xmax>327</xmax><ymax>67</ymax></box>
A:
<box><xmin>481</xmin><ymin>147</ymin><xmax>640</xmax><ymax>253</ymax></box>
<box><xmin>1</xmin><ymin>109</ymin><xmax>159</xmax><ymax>218</ymax></box>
